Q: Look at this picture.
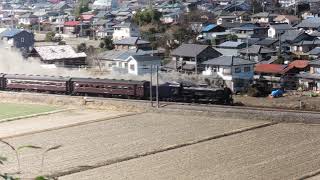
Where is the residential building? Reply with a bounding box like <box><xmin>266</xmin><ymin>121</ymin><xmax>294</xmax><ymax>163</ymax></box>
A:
<box><xmin>239</xmin><ymin>45</ymin><xmax>277</xmax><ymax>62</ymax></box>
<box><xmin>169</xmin><ymin>44</ymin><xmax>222</xmax><ymax>74</ymax></box>
<box><xmin>298</xmin><ymin>59</ymin><xmax>320</xmax><ymax>91</ymax></box>
<box><xmin>268</xmin><ymin>23</ymin><xmax>294</xmax><ymax>38</ymax></box>
<box><xmin>250</xmin><ymin>12</ymin><xmax>278</xmax><ymax>23</ymax></box>
<box><xmin>296</xmin><ymin>17</ymin><xmax>320</xmax><ymax>33</ymax></box>
<box><xmin>113</xmin><ymin>37</ymin><xmax>151</xmax><ymax>50</ymax></box>
<box><xmin>202</xmin><ymin>56</ymin><xmax>255</xmax><ymax>92</ymax></box>
<box><xmin>273</xmin><ymin>15</ymin><xmax>300</xmax><ymax>25</ymax></box>
<box><xmin>112</xmin><ymin>22</ymin><xmax>140</xmax><ymax>41</ymax></box>
<box><xmin>280</xmin><ymin>30</ymin><xmax>314</xmax><ymax>53</ymax></box>
<box><xmin>200</xmin><ymin>24</ymin><xmax>226</xmax><ymax>40</ymax></box>
<box><xmin>31</xmin><ymin>45</ymin><xmax>87</xmax><ymax>67</ymax></box>
<box><xmin>229</xmin><ymin>23</ymin><xmax>268</xmax><ymax>39</ymax></box>
<box><xmin>255</xmin><ymin>60</ymin><xmax>310</xmax><ymax>89</ymax></box>
<box><xmin>0</xmin><ymin>28</ymin><xmax>34</xmax><ymax>51</ymax></box>
<box><xmin>214</xmin><ymin>41</ymin><xmax>247</xmax><ymax>56</ymax></box>
<box><xmin>18</xmin><ymin>13</ymin><xmax>38</xmax><ymax>25</ymax></box>
<box><xmin>160</xmin><ymin>12</ymin><xmax>180</xmax><ymax>24</ymax></box>
<box><xmin>127</xmin><ymin>55</ymin><xmax>161</xmax><ymax>75</ymax></box>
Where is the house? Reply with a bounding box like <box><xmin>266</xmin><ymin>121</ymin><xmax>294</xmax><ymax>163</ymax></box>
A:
<box><xmin>0</xmin><ymin>28</ymin><xmax>34</xmax><ymax>51</ymax></box>
<box><xmin>202</xmin><ymin>56</ymin><xmax>255</xmax><ymax>92</ymax></box>
<box><xmin>169</xmin><ymin>44</ymin><xmax>222</xmax><ymax>73</ymax></box>
<box><xmin>296</xmin><ymin>17</ymin><xmax>320</xmax><ymax>33</ymax></box>
<box><xmin>93</xmin><ymin>19</ymin><xmax>115</xmax><ymax>38</ymax></box>
<box><xmin>308</xmin><ymin>47</ymin><xmax>320</xmax><ymax>59</ymax></box>
<box><xmin>113</xmin><ymin>37</ymin><xmax>151</xmax><ymax>50</ymax></box>
<box><xmin>220</xmin><ymin>11</ymin><xmax>250</xmax><ymax>22</ymax></box>
<box><xmin>250</xmin><ymin>12</ymin><xmax>278</xmax><ymax>23</ymax></box>
<box><xmin>278</xmin><ymin>0</ymin><xmax>295</xmax><ymax>7</ymax></box>
<box><xmin>255</xmin><ymin>60</ymin><xmax>309</xmax><ymax>89</ymax></box>
<box><xmin>127</xmin><ymin>55</ymin><xmax>161</xmax><ymax>75</ymax></box>
<box><xmin>63</xmin><ymin>21</ymin><xmax>90</xmax><ymax>36</ymax></box>
<box><xmin>268</xmin><ymin>23</ymin><xmax>294</xmax><ymax>38</ymax></box>
<box><xmin>298</xmin><ymin>59</ymin><xmax>320</xmax><ymax>91</ymax></box>
<box><xmin>18</xmin><ymin>13</ymin><xmax>38</xmax><ymax>25</ymax></box>
<box><xmin>239</xmin><ymin>45</ymin><xmax>277</xmax><ymax>62</ymax></box>
<box><xmin>280</xmin><ymin>30</ymin><xmax>314</xmax><ymax>53</ymax></box>
<box><xmin>31</xmin><ymin>45</ymin><xmax>87</xmax><ymax>67</ymax></box>
<box><xmin>92</xmin><ymin>0</ymin><xmax>118</xmax><ymax>10</ymax></box>
<box><xmin>52</xmin><ymin>1</ymin><xmax>72</xmax><ymax>12</ymax></box>
<box><xmin>80</xmin><ymin>13</ymin><xmax>95</xmax><ymax>23</ymax></box>
<box><xmin>97</xmin><ymin>49</ymin><xmax>157</xmax><ymax>72</ymax></box>
<box><xmin>214</xmin><ymin>41</ymin><xmax>247</xmax><ymax>56</ymax></box>
<box><xmin>200</xmin><ymin>24</ymin><xmax>226</xmax><ymax>40</ymax></box>
<box><xmin>112</xmin><ymin>22</ymin><xmax>140</xmax><ymax>41</ymax></box>
<box><xmin>160</xmin><ymin>12</ymin><xmax>180</xmax><ymax>24</ymax></box>
<box><xmin>217</xmin><ymin>16</ymin><xmax>237</xmax><ymax>25</ymax></box>
<box><xmin>273</xmin><ymin>15</ymin><xmax>300</xmax><ymax>25</ymax></box>
<box><xmin>230</xmin><ymin>24</ymin><xmax>268</xmax><ymax>39</ymax></box>
<box><xmin>254</xmin><ymin>38</ymin><xmax>279</xmax><ymax>49</ymax></box>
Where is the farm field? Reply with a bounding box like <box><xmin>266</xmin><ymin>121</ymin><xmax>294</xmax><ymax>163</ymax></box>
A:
<box><xmin>0</xmin><ymin>112</ymin><xmax>269</xmax><ymax>178</ymax></box>
<box><xmin>61</xmin><ymin>123</ymin><xmax>320</xmax><ymax>180</ymax></box>
<box><xmin>0</xmin><ymin>105</ymin><xmax>319</xmax><ymax>179</ymax></box>
<box><xmin>0</xmin><ymin>103</ymin><xmax>59</xmax><ymax>120</ymax></box>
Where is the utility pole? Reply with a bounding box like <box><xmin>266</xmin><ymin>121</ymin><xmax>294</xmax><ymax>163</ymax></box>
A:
<box><xmin>156</xmin><ymin>65</ymin><xmax>159</xmax><ymax>108</ymax></box>
<box><xmin>150</xmin><ymin>65</ymin><xmax>153</xmax><ymax>107</ymax></box>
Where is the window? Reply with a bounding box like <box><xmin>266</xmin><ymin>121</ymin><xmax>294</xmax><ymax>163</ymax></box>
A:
<box><xmin>244</xmin><ymin>66</ymin><xmax>251</xmax><ymax>72</ymax></box>
<box><xmin>234</xmin><ymin>67</ymin><xmax>241</xmax><ymax>73</ymax></box>
<box><xmin>130</xmin><ymin>64</ymin><xmax>135</xmax><ymax>71</ymax></box>
<box><xmin>21</xmin><ymin>37</ymin><xmax>24</xmax><ymax>43</ymax></box>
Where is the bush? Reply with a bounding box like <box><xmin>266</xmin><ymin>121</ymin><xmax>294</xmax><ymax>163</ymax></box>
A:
<box><xmin>45</xmin><ymin>32</ymin><xmax>55</xmax><ymax>42</ymax></box>
<box><xmin>247</xmin><ymin>86</ymin><xmax>260</xmax><ymax>97</ymax></box>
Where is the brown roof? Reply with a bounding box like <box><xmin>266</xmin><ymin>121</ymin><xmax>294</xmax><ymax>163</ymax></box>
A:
<box><xmin>274</xmin><ymin>15</ymin><xmax>300</xmax><ymax>22</ymax></box>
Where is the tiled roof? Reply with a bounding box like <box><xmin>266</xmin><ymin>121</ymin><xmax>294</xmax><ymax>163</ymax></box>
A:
<box><xmin>309</xmin><ymin>47</ymin><xmax>320</xmax><ymax>55</ymax></box>
<box><xmin>296</xmin><ymin>17</ymin><xmax>320</xmax><ymax>28</ymax></box>
<box><xmin>64</xmin><ymin>21</ymin><xmax>80</xmax><ymax>26</ymax></box>
<box><xmin>202</xmin><ymin>56</ymin><xmax>255</xmax><ymax>66</ymax></box>
<box><xmin>171</xmin><ymin>43</ymin><xmax>221</xmax><ymax>57</ymax></box>
<box><xmin>34</xmin><ymin>45</ymin><xmax>86</xmax><ymax>61</ymax></box>
<box><xmin>289</xmin><ymin>60</ymin><xmax>309</xmax><ymax>69</ymax></box>
<box><xmin>309</xmin><ymin>59</ymin><xmax>320</xmax><ymax>65</ymax></box>
<box><xmin>218</xmin><ymin>41</ymin><xmax>245</xmax><ymax>48</ymax></box>
<box><xmin>239</xmin><ymin>45</ymin><xmax>276</xmax><ymax>54</ymax></box>
<box><xmin>0</xmin><ymin>28</ymin><xmax>22</xmax><ymax>38</ymax></box>
<box><xmin>255</xmin><ymin>64</ymin><xmax>288</xmax><ymax>74</ymax></box>
<box><xmin>202</xmin><ymin>24</ymin><xmax>217</xmax><ymax>32</ymax></box>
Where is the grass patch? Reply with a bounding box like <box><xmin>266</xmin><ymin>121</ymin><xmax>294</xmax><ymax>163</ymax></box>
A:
<box><xmin>0</xmin><ymin>103</ymin><xmax>59</xmax><ymax>120</ymax></box>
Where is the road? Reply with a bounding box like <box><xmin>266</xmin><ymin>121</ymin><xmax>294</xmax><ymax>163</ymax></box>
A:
<box><xmin>0</xmin><ymin>108</ymin><xmax>319</xmax><ymax>179</ymax></box>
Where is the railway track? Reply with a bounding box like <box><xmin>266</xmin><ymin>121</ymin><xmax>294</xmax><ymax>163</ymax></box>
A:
<box><xmin>2</xmin><ymin>91</ymin><xmax>320</xmax><ymax>116</ymax></box>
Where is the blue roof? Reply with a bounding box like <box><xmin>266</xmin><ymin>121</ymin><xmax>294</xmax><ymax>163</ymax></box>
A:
<box><xmin>202</xmin><ymin>24</ymin><xmax>217</xmax><ymax>32</ymax></box>
<box><xmin>0</xmin><ymin>29</ymin><xmax>22</xmax><ymax>38</ymax></box>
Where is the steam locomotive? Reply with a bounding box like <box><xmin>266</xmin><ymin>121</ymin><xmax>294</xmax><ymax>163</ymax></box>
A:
<box><xmin>0</xmin><ymin>73</ymin><xmax>233</xmax><ymax>105</ymax></box>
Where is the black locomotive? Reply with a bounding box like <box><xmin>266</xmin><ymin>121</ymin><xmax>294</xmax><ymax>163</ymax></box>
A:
<box><xmin>0</xmin><ymin>73</ymin><xmax>233</xmax><ymax>105</ymax></box>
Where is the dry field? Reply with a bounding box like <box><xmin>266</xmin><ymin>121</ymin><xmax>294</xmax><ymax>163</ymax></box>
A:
<box><xmin>0</xmin><ymin>112</ymin><xmax>269</xmax><ymax>178</ymax></box>
<box><xmin>61</xmin><ymin>123</ymin><xmax>320</xmax><ymax>180</ymax></box>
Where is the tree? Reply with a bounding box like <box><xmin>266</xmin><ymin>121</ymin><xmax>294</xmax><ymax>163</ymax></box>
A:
<box><xmin>226</xmin><ymin>34</ymin><xmax>238</xmax><ymax>41</ymax></box>
<box><xmin>100</xmin><ymin>37</ymin><xmax>114</xmax><ymax>50</ymax></box>
<box><xmin>133</xmin><ymin>9</ymin><xmax>162</xmax><ymax>25</ymax></box>
<box><xmin>45</xmin><ymin>31</ymin><xmax>55</xmax><ymax>42</ymax></box>
<box><xmin>172</xmin><ymin>27</ymin><xmax>193</xmax><ymax>44</ymax></box>
<box><xmin>74</xmin><ymin>0</ymin><xmax>90</xmax><ymax>17</ymax></box>
<box><xmin>252</xmin><ymin>0</ymin><xmax>263</xmax><ymax>13</ymax></box>
<box><xmin>77</xmin><ymin>43</ymin><xmax>87</xmax><ymax>52</ymax></box>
